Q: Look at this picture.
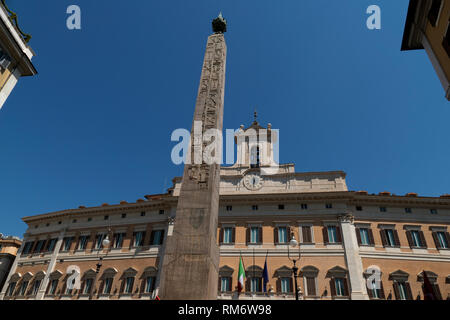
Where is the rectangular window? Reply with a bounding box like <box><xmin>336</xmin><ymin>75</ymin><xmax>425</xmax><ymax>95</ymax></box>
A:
<box><xmin>46</xmin><ymin>239</ymin><xmax>57</xmax><ymax>252</ymax></box>
<box><xmin>145</xmin><ymin>277</ymin><xmax>155</xmax><ymax>293</ymax></box>
<box><xmin>252</xmin><ymin>205</ymin><xmax>258</xmax><ymax>211</ymax></box>
<box><xmin>34</xmin><ymin>240</ymin><xmax>46</xmax><ymax>253</ymax></box>
<box><xmin>335</xmin><ymin>278</ymin><xmax>345</xmax><ymax>296</ymax></box>
<box><xmin>430</xmin><ymin>209</ymin><xmax>438</xmax><ymax>214</ymax></box>
<box><xmin>250</xmin><ymin>227</ymin><xmax>259</xmax><ymax>244</ymax></box>
<box><xmin>278</xmin><ymin>204</ymin><xmax>285</xmax><ymax>210</ymax></box>
<box><xmin>125</xmin><ymin>277</ymin><xmax>134</xmax><ymax>293</ymax></box>
<box><xmin>22</xmin><ymin>242</ymin><xmax>33</xmax><ymax>255</ymax></box>
<box><xmin>223</xmin><ymin>227</ymin><xmax>233</xmax><ymax>244</ymax></box>
<box><xmin>220</xmin><ymin>277</ymin><xmax>230</xmax><ymax>292</ymax></box>
<box><xmin>159</xmin><ymin>209</ymin><xmax>165</xmax><ymax>215</ymax></box>
<box><xmin>78</xmin><ymin>236</ymin><xmax>89</xmax><ymax>250</ymax></box>
<box><xmin>280</xmin><ymin>278</ymin><xmax>291</xmax><ymax>293</ymax></box>
<box><xmin>278</xmin><ymin>227</ymin><xmax>288</xmax><ymax>243</ymax></box>
<box><xmin>32</xmin><ymin>280</ymin><xmax>41</xmax><ymax>295</ymax></box>
<box><xmin>405</xmin><ymin>208</ymin><xmax>412</xmax><ymax>213</ymax></box>
<box><xmin>133</xmin><ymin>231</ymin><xmax>145</xmax><ymax>247</ymax></box>
<box><xmin>359</xmin><ymin>228</ymin><xmax>370</xmax><ymax>245</ymax></box>
<box><xmin>151</xmin><ymin>230</ymin><xmax>164</xmax><ymax>245</ymax></box>
<box><xmin>325</xmin><ymin>203</ymin><xmax>332</xmax><ymax>209</ymax></box>
<box><xmin>436</xmin><ymin>232</ymin><xmax>448</xmax><ymax>249</ymax></box>
<box><xmin>327</xmin><ymin>226</ymin><xmax>337</xmax><ymax>243</ymax></box>
<box><xmin>226</xmin><ymin>205</ymin><xmax>232</xmax><ymax>211</ymax></box>
<box><xmin>411</xmin><ymin>230</ymin><xmax>422</xmax><ymax>247</ymax></box>
<box><xmin>444</xmin><ymin>22</ymin><xmax>450</xmax><ymax>57</ymax></box>
<box><xmin>385</xmin><ymin>229</ymin><xmax>396</xmax><ymax>247</ymax></box>
<box><xmin>113</xmin><ymin>233</ymin><xmax>125</xmax><ymax>248</ymax></box>
<box><xmin>62</xmin><ymin>237</ymin><xmax>73</xmax><ymax>251</ymax></box>
<box><xmin>104</xmin><ymin>278</ymin><xmax>113</xmax><ymax>294</ymax></box>
<box><xmin>84</xmin><ymin>279</ymin><xmax>93</xmax><ymax>294</ymax></box>
<box><xmin>301</xmin><ymin>203</ymin><xmax>308</xmax><ymax>209</ymax></box>
<box><xmin>49</xmin><ymin>279</ymin><xmax>58</xmax><ymax>295</ymax></box>
<box><xmin>356</xmin><ymin>206</ymin><xmax>362</xmax><ymax>211</ymax></box>
<box><xmin>95</xmin><ymin>234</ymin><xmax>106</xmax><ymax>249</ymax></box>
<box><xmin>250</xmin><ymin>278</ymin><xmax>261</xmax><ymax>292</ymax></box>
<box><xmin>379</xmin><ymin>207</ymin><xmax>387</xmax><ymax>212</ymax></box>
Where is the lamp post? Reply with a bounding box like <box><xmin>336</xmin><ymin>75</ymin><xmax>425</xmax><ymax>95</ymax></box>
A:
<box><xmin>288</xmin><ymin>232</ymin><xmax>301</xmax><ymax>301</ymax></box>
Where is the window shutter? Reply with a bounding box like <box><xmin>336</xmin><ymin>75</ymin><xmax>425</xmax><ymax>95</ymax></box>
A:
<box><xmin>406</xmin><ymin>231</ymin><xmax>413</xmax><ymax>247</ymax></box>
<box><xmin>393</xmin><ymin>282</ymin><xmax>400</xmax><ymax>300</ymax></box>
<box><xmin>258</xmin><ymin>227</ymin><xmax>263</xmax><ymax>244</ymax></box>
<box><xmin>368</xmin><ymin>229</ymin><xmax>375</xmax><ymax>246</ymax></box>
<box><xmin>141</xmin><ymin>232</ymin><xmax>146</xmax><ymax>247</ymax></box>
<box><xmin>307</xmin><ymin>277</ymin><xmax>316</xmax><ymax>296</ymax></box>
<box><xmin>302</xmin><ymin>226</ymin><xmax>311</xmax><ymax>243</ymax></box>
<box><xmin>246</xmin><ymin>227</ymin><xmax>250</xmax><ymax>244</ymax></box>
<box><xmin>159</xmin><ymin>230</ymin><xmax>165</xmax><ymax>245</ymax></box>
<box><xmin>119</xmin><ymin>279</ymin><xmax>125</xmax><ymax>293</ymax></box>
<box><xmin>445</xmin><ymin>232</ymin><xmax>450</xmax><ymax>247</ymax></box>
<box><xmin>336</xmin><ymin>226</ymin><xmax>342</xmax><ymax>243</ymax></box>
<box><xmin>419</xmin><ymin>231</ymin><xmax>427</xmax><ymax>248</ymax></box>
<box><xmin>322</xmin><ymin>227</ymin><xmax>329</xmax><ymax>245</ymax></box>
<box><xmin>140</xmin><ymin>278</ymin><xmax>146</xmax><ymax>294</ymax></box>
<box><xmin>355</xmin><ymin>228</ymin><xmax>361</xmax><ymax>245</ymax></box>
<box><xmin>405</xmin><ymin>282</ymin><xmax>413</xmax><ymax>300</ymax></box>
<box><xmin>276</xmin><ymin>278</ymin><xmax>281</xmax><ymax>293</ymax></box>
<box><xmin>228</xmin><ymin>277</ymin><xmax>233</xmax><ymax>292</ymax></box>
<box><xmin>380</xmin><ymin>230</ymin><xmax>388</xmax><ymax>247</ymax></box>
<box><xmin>80</xmin><ymin>280</ymin><xmax>86</xmax><ymax>295</ymax></box>
<box><xmin>432</xmin><ymin>232</ymin><xmax>441</xmax><ymax>249</ymax></box>
<box><xmin>378</xmin><ymin>281</ymin><xmax>385</xmax><ymax>299</ymax></box>
<box><xmin>343</xmin><ymin>278</ymin><xmax>349</xmax><ymax>296</ymax></box>
<box><xmin>432</xmin><ymin>284</ymin><xmax>442</xmax><ymax>300</ymax></box>
<box><xmin>45</xmin><ymin>281</ymin><xmax>51</xmax><ymax>294</ymax></box>
<box><xmin>393</xmin><ymin>230</ymin><xmax>400</xmax><ymax>247</ymax></box>
<box><xmin>245</xmin><ymin>278</ymin><xmax>250</xmax><ymax>292</ymax></box>
<box><xmin>367</xmin><ymin>281</ymin><xmax>373</xmax><ymax>298</ymax></box>
<box><xmin>289</xmin><ymin>277</ymin><xmax>294</xmax><ymax>293</ymax></box>
<box><xmin>149</xmin><ymin>231</ymin><xmax>155</xmax><ymax>245</ymax></box>
<box><xmin>273</xmin><ymin>227</ymin><xmax>278</xmax><ymax>244</ymax></box>
<box><xmin>99</xmin><ymin>280</ymin><xmax>105</xmax><ymax>295</ymax></box>
<box><xmin>330</xmin><ymin>279</ymin><xmax>336</xmax><ymax>297</ymax></box>
<box><xmin>219</xmin><ymin>228</ymin><xmax>224</xmax><ymax>244</ymax></box>
<box><xmin>231</xmin><ymin>227</ymin><xmax>235</xmax><ymax>244</ymax></box>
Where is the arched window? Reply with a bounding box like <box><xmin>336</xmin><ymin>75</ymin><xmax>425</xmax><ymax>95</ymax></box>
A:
<box><xmin>99</xmin><ymin>267</ymin><xmax>118</xmax><ymax>295</ymax></box>
<box><xmin>326</xmin><ymin>266</ymin><xmax>349</xmax><ymax>298</ymax></box>
<box><xmin>274</xmin><ymin>266</ymin><xmax>293</xmax><ymax>294</ymax></box>
<box><xmin>389</xmin><ymin>270</ymin><xmax>412</xmax><ymax>300</ymax></box>
<box><xmin>218</xmin><ymin>266</ymin><xmax>234</xmax><ymax>293</ymax></box>
<box><xmin>246</xmin><ymin>265</ymin><xmax>263</xmax><ymax>293</ymax></box>
<box><xmin>140</xmin><ymin>267</ymin><xmax>158</xmax><ymax>295</ymax></box>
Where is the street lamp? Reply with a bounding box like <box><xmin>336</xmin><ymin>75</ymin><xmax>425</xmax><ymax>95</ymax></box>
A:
<box><xmin>287</xmin><ymin>232</ymin><xmax>301</xmax><ymax>301</ymax></box>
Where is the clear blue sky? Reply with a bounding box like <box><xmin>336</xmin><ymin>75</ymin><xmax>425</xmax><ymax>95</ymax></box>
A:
<box><xmin>0</xmin><ymin>0</ymin><xmax>449</xmax><ymax>237</ymax></box>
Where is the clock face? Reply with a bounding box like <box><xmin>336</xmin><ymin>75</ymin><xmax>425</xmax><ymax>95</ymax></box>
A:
<box><xmin>243</xmin><ymin>172</ymin><xmax>263</xmax><ymax>190</ymax></box>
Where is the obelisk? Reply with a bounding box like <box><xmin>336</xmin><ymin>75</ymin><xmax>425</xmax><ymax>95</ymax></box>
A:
<box><xmin>158</xmin><ymin>14</ymin><xmax>227</xmax><ymax>300</ymax></box>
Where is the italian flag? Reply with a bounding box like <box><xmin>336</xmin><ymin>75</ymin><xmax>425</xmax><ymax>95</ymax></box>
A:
<box><xmin>237</xmin><ymin>255</ymin><xmax>246</xmax><ymax>293</ymax></box>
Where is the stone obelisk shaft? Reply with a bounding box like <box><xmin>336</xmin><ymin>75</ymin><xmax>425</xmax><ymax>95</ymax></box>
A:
<box><xmin>159</xmin><ymin>33</ymin><xmax>226</xmax><ymax>300</ymax></box>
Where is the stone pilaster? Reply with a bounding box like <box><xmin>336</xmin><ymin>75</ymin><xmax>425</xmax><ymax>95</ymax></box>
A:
<box><xmin>35</xmin><ymin>228</ymin><xmax>66</xmax><ymax>300</ymax></box>
<box><xmin>339</xmin><ymin>213</ymin><xmax>369</xmax><ymax>300</ymax></box>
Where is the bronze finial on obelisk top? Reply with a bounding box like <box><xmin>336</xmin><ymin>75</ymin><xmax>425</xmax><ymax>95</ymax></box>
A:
<box><xmin>212</xmin><ymin>12</ymin><xmax>227</xmax><ymax>33</ymax></box>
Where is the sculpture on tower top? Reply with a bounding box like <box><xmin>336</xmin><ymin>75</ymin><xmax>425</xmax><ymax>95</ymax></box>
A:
<box><xmin>212</xmin><ymin>12</ymin><xmax>227</xmax><ymax>34</ymax></box>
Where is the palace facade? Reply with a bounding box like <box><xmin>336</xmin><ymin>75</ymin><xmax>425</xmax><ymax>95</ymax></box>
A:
<box><xmin>0</xmin><ymin>119</ymin><xmax>449</xmax><ymax>300</ymax></box>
